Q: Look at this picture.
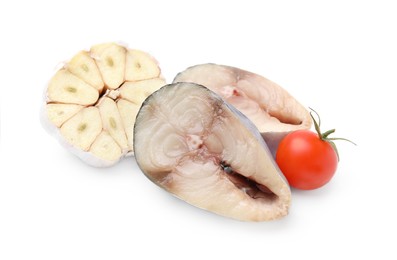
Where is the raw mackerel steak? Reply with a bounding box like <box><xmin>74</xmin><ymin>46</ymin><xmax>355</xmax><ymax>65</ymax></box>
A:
<box><xmin>134</xmin><ymin>82</ymin><xmax>291</xmax><ymax>221</ymax></box>
<box><xmin>174</xmin><ymin>64</ymin><xmax>311</xmax><ymax>127</ymax></box>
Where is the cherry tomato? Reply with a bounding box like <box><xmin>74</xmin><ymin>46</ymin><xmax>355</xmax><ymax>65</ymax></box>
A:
<box><xmin>275</xmin><ymin>109</ymin><xmax>355</xmax><ymax>190</ymax></box>
<box><xmin>276</xmin><ymin>130</ymin><xmax>338</xmax><ymax>190</ymax></box>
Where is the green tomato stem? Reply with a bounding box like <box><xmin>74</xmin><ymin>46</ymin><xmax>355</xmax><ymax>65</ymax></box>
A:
<box><xmin>327</xmin><ymin>137</ymin><xmax>357</xmax><ymax>145</ymax></box>
<box><xmin>309</xmin><ymin>108</ymin><xmax>322</xmax><ymax>138</ymax></box>
<box><xmin>309</xmin><ymin>108</ymin><xmax>356</xmax><ymax>161</ymax></box>
<box><xmin>322</xmin><ymin>129</ymin><xmax>336</xmax><ymax>139</ymax></box>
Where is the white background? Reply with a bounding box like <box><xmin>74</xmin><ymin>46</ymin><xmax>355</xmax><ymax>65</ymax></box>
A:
<box><xmin>1</xmin><ymin>0</ymin><xmax>396</xmax><ymax>259</ymax></box>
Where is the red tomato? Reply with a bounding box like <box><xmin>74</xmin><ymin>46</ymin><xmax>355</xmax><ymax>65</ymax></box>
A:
<box><xmin>276</xmin><ymin>130</ymin><xmax>338</xmax><ymax>190</ymax></box>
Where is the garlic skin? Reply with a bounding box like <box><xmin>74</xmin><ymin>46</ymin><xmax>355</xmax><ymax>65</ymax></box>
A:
<box><xmin>41</xmin><ymin>42</ymin><xmax>166</xmax><ymax>167</ymax></box>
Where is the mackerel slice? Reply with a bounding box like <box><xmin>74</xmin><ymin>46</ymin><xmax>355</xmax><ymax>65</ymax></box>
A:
<box><xmin>173</xmin><ymin>63</ymin><xmax>312</xmax><ymax>132</ymax></box>
<box><xmin>134</xmin><ymin>82</ymin><xmax>291</xmax><ymax>221</ymax></box>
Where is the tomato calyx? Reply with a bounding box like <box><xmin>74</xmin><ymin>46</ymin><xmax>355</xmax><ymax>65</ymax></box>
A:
<box><xmin>309</xmin><ymin>108</ymin><xmax>356</xmax><ymax>161</ymax></box>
